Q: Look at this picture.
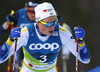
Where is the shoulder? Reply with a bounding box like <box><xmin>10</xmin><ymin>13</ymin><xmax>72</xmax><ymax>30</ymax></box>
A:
<box><xmin>59</xmin><ymin>25</ymin><xmax>73</xmax><ymax>39</ymax></box>
<box><xmin>59</xmin><ymin>25</ymin><xmax>69</xmax><ymax>33</ymax></box>
<box><xmin>18</xmin><ymin>8</ymin><xmax>26</xmax><ymax>15</ymax></box>
<box><xmin>59</xmin><ymin>25</ymin><xmax>75</xmax><ymax>45</ymax></box>
<box><xmin>26</xmin><ymin>23</ymin><xmax>36</xmax><ymax>28</ymax></box>
<box><xmin>21</xmin><ymin>27</ymin><xmax>29</xmax><ymax>38</ymax></box>
<box><xmin>21</xmin><ymin>27</ymin><xmax>28</xmax><ymax>33</ymax></box>
<box><xmin>18</xmin><ymin>8</ymin><xmax>26</xmax><ymax>12</ymax></box>
<box><xmin>25</xmin><ymin>23</ymin><xmax>36</xmax><ymax>33</ymax></box>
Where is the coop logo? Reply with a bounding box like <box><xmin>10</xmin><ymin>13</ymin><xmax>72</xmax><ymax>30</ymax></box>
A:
<box><xmin>29</xmin><ymin>43</ymin><xmax>59</xmax><ymax>51</ymax></box>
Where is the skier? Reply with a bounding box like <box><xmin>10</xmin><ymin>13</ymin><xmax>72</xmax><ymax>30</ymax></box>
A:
<box><xmin>0</xmin><ymin>0</ymin><xmax>40</xmax><ymax>71</ymax></box>
<box><xmin>0</xmin><ymin>0</ymin><xmax>40</xmax><ymax>36</ymax></box>
<box><xmin>0</xmin><ymin>2</ymin><xmax>91</xmax><ymax>72</ymax></box>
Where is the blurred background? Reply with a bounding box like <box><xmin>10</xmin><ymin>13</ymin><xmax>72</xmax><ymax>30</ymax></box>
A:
<box><xmin>0</xmin><ymin>0</ymin><xmax>100</xmax><ymax>72</ymax></box>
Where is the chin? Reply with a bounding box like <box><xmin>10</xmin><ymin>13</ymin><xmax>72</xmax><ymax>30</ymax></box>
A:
<box><xmin>48</xmin><ymin>33</ymin><xmax>52</xmax><ymax>36</ymax></box>
<box><xmin>48</xmin><ymin>34</ymin><xmax>52</xmax><ymax>36</ymax></box>
<box><xmin>30</xmin><ymin>18</ymin><xmax>35</xmax><ymax>21</ymax></box>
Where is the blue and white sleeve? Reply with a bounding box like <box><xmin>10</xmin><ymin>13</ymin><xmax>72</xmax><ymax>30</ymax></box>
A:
<box><xmin>59</xmin><ymin>25</ymin><xmax>91</xmax><ymax>64</ymax></box>
<box><xmin>78</xmin><ymin>42</ymin><xmax>91</xmax><ymax>64</ymax></box>
<box><xmin>0</xmin><ymin>38</ymin><xmax>13</xmax><ymax>63</ymax></box>
<box><xmin>0</xmin><ymin>27</ymin><xmax>29</xmax><ymax>63</ymax></box>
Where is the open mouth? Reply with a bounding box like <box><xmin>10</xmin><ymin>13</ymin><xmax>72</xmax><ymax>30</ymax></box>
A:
<box><xmin>49</xmin><ymin>31</ymin><xmax>53</xmax><ymax>33</ymax></box>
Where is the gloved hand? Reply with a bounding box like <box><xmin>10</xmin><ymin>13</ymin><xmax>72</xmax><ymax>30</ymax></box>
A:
<box><xmin>6</xmin><ymin>10</ymin><xmax>16</xmax><ymax>24</ymax></box>
<box><xmin>10</xmin><ymin>28</ymin><xmax>21</xmax><ymax>41</ymax></box>
<box><xmin>74</xmin><ymin>27</ymin><xmax>85</xmax><ymax>40</ymax></box>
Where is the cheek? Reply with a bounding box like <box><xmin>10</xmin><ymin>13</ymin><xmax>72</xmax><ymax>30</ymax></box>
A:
<box><xmin>39</xmin><ymin>26</ymin><xmax>48</xmax><ymax>33</ymax></box>
<box><xmin>27</xmin><ymin>13</ymin><xmax>31</xmax><ymax>18</ymax></box>
<box><xmin>31</xmin><ymin>13</ymin><xmax>35</xmax><ymax>17</ymax></box>
<box><xmin>41</xmin><ymin>27</ymin><xmax>47</xmax><ymax>32</ymax></box>
<box><xmin>27</xmin><ymin>13</ymin><xmax>35</xmax><ymax>20</ymax></box>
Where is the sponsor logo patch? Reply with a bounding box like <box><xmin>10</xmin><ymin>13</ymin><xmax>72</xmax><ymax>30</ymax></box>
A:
<box><xmin>28</xmin><ymin>63</ymin><xmax>33</xmax><ymax>67</ymax></box>
<box><xmin>29</xmin><ymin>43</ymin><xmax>59</xmax><ymax>51</ymax></box>
<box><xmin>70</xmin><ymin>36</ymin><xmax>74</xmax><ymax>39</ymax></box>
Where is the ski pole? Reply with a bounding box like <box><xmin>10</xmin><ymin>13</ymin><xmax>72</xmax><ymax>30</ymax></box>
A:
<box><xmin>12</xmin><ymin>39</ymin><xmax>17</xmax><ymax>72</ymax></box>
<box><xmin>12</xmin><ymin>27</ymin><xmax>20</xmax><ymax>72</ymax></box>
<box><xmin>75</xmin><ymin>39</ymin><xmax>79</xmax><ymax>72</ymax></box>
<box><xmin>7</xmin><ymin>56</ymin><xmax>11</xmax><ymax>72</ymax></box>
<box><xmin>74</xmin><ymin>27</ymin><xmax>79</xmax><ymax>72</ymax></box>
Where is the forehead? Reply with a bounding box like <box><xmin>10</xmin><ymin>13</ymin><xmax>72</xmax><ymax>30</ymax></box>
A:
<box><xmin>42</xmin><ymin>16</ymin><xmax>56</xmax><ymax>22</ymax></box>
<box><xmin>26</xmin><ymin>6</ymin><xmax>35</xmax><ymax>10</ymax></box>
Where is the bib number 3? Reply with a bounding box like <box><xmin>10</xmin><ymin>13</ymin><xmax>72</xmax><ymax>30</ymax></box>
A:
<box><xmin>39</xmin><ymin>55</ymin><xmax>47</xmax><ymax>62</ymax></box>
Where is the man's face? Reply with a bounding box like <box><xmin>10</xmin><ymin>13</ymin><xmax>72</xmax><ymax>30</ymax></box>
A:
<box><xmin>37</xmin><ymin>16</ymin><xmax>57</xmax><ymax>36</ymax></box>
<box><xmin>25</xmin><ymin>6</ymin><xmax>35</xmax><ymax>21</ymax></box>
